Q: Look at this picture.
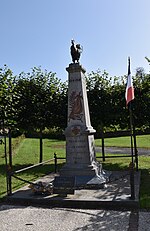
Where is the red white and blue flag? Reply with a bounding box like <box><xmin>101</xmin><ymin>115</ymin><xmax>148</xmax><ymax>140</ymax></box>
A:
<box><xmin>125</xmin><ymin>57</ymin><xmax>134</xmax><ymax>106</ymax></box>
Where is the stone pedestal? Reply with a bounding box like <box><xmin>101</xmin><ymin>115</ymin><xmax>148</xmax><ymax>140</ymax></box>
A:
<box><xmin>57</xmin><ymin>63</ymin><xmax>107</xmax><ymax>188</ymax></box>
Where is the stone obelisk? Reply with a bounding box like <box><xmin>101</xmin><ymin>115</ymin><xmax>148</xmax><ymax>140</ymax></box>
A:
<box><xmin>61</xmin><ymin>63</ymin><xmax>98</xmax><ymax>176</ymax></box>
<box><xmin>58</xmin><ymin>40</ymin><xmax>107</xmax><ymax>188</ymax></box>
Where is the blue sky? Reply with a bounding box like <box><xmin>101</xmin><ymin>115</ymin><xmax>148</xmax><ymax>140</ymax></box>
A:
<box><xmin>1</xmin><ymin>0</ymin><xmax>150</xmax><ymax>81</ymax></box>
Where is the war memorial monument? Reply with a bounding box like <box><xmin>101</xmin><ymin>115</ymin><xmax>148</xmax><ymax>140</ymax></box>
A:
<box><xmin>54</xmin><ymin>40</ymin><xmax>109</xmax><ymax>193</ymax></box>
<box><xmin>6</xmin><ymin>41</ymin><xmax>140</xmax><ymax>208</ymax></box>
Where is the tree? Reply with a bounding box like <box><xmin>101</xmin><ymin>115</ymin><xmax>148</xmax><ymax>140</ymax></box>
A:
<box><xmin>0</xmin><ymin>65</ymin><xmax>18</xmax><ymax>130</ymax></box>
<box><xmin>14</xmin><ymin>67</ymin><xmax>68</xmax><ymax>133</ymax></box>
<box><xmin>1</xmin><ymin>64</ymin><xmax>149</xmax><ymax>136</ymax></box>
<box><xmin>133</xmin><ymin>69</ymin><xmax>150</xmax><ymax>129</ymax></box>
<box><xmin>86</xmin><ymin>70</ymin><xmax>113</xmax><ymax>131</ymax></box>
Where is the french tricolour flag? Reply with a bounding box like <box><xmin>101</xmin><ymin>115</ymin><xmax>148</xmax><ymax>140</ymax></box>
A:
<box><xmin>125</xmin><ymin>57</ymin><xmax>134</xmax><ymax>106</ymax></box>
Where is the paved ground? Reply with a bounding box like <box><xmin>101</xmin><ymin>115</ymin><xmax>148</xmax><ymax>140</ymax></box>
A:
<box><xmin>6</xmin><ymin>171</ymin><xmax>140</xmax><ymax>210</ymax></box>
<box><xmin>0</xmin><ymin>204</ymin><xmax>150</xmax><ymax>231</ymax></box>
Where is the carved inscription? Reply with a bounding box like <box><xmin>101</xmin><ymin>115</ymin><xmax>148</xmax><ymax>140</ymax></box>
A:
<box><xmin>66</xmin><ymin>136</ymin><xmax>89</xmax><ymax>163</ymax></box>
<box><xmin>69</xmin><ymin>78</ymin><xmax>81</xmax><ymax>82</ymax></box>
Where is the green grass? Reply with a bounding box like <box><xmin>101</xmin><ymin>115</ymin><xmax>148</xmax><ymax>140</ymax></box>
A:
<box><xmin>0</xmin><ymin>138</ymin><xmax>66</xmax><ymax>199</ymax></box>
<box><xmin>0</xmin><ymin>135</ymin><xmax>150</xmax><ymax>208</ymax></box>
<box><xmin>138</xmin><ymin>156</ymin><xmax>150</xmax><ymax>208</ymax></box>
<box><xmin>95</xmin><ymin>134</ymin><xmax>150</xmax><ymax>148</ymax></box>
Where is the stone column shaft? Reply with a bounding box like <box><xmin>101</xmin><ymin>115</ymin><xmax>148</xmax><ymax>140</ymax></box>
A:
<box><xmin>61</xmin><ymin>63</ymin><xmax>98</xmax><ymax>176</ymax></box>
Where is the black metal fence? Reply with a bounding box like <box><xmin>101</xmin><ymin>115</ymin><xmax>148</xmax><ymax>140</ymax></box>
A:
<box><xmin>1</xmin><ymin>128</ymin><xmax>140</xmax><ymax>196</ymax></box>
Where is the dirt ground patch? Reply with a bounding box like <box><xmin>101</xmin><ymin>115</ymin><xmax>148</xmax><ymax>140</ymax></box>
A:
<box><xmin>51</xmin><ymin>144</ymin><xmax>66</xmax><ymax>149</ymax></box>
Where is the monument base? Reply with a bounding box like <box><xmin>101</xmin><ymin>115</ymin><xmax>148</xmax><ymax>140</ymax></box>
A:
<box><xmin>53</xmin><ymin>174</ymin><xmax>111</xmax><ymax>195</ymax></box>
<box><xmin>75</xmin><ymin>174</ymin><xmax>108</xmax><ymax>189</ymax></box>
<box><xmin>59</xmin><ymin>163</ymin><xmax>98</xmax><ymax>176</ymax></box>
<box><xmin>54</xmin><ymin>149</ymin><xmax>111</xmax><ymax>194</ymax></box>
<box><xmin>53</xmin><ymin>176</ymin><xmax>75</xmax><ymax>195</ymax></box>
<box><xmin>53</xmin><ymin>168</ymin><xmax>111</xmax><ymax>194</ymax></box>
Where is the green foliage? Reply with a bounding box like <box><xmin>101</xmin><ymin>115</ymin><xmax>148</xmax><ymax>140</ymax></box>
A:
<box><xmin>0</xmin><ymin>65</ymin><xmax>18</xmax><ymax>129</ymax></box>
<box><xmin>13</xmin><ymin>67</ymin><xmax>68</xmax><ymax>132</ymax></box>
<box><xmin>86</xmin><ymin>70</ymin><xmax>128</xmax><ymax>131</ymax></box>
<box><xmin>0</xmin><ymin>64</ymin><xmax>149</xmax><ymax>133</ymax></box>
<box><xmin>86</xmin><ymin>70</ymin><xmax>112</xmax><ymax>129</ymax></box>
<box><xmin>133</xmin><ymin>72</ymin><xmax>150</xmax><ymax>128</ymax></box>
<box><xmin>86</xmin><ymin>68</ymin><xmax>150</xmax><ymax>131</ymax></box>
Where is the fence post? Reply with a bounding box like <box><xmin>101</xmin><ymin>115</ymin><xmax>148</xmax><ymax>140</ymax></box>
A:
<box><xmin>8</xmin><ymin>128</ymin><xmax>12</xmax><ymax>196</ymax></box>
<box><xmin>100</xmin><ymin>125</ymin><xmax>105</xmax><ymax>161</ymax></box>
<box><xmin>54</xmin><ymin>153</ymin><xmax>57</xmax><ymax>173</ymax></box>
<box><xmin>39</xmin><ymin>129</ymin><xmax>43</xmax><ymax>163</ymax></box>
<box><xmin>4</xmin><ymin>130</ymin><xmax>9</xmax><ymax>195</ymax></box>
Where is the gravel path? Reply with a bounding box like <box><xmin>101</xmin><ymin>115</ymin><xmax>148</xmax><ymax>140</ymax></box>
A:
<box><xmin>0</xmin><ymin>204</ymin><xmax>150</xmax><ymax>231</ymax></box>
<box><xmin>138</xmin><ymin>212</ymin><xmax>150</xmax><ymax>231</ymax></box>
<box><xmin>0</xmin><ymin>205</ymin><xmax>130</xmax><ymax>231</ymax></box>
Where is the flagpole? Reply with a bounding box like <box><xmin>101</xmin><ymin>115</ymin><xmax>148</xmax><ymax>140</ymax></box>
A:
<box><xmin>129</xmin><ymin>101</ymin><xmax>135</xmax><ymax>200</ymax></box>
<box><xmin>126</xmin><ymin>57</ymin><xmax>135</xmax><ymax>200</ymax></box>
<box><xmin>133</xmin><ymin>121</ymin><xmax>138</xmax><ymax>171</ymax></box>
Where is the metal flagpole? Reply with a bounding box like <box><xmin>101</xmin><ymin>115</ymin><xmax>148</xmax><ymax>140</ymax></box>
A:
<box><xmin>129</xmin><ymin>102</ymin><xmax>135</xmax><ymax>200</ymax></box>
<box><xmin>133</xmin><ymin>121</ymin><xmax>138</xmax><ymax>171</ymax></box>
<box><xmin>126</xmin><ymin>57</ymin><xmax>135</xmax><ymax>200</ymax></box>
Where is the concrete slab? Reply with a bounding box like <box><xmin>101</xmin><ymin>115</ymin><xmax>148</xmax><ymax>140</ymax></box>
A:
<box><xmin>6</xmin><ymin>171</ymin><xmax>141</xmax><ymax>210</ymax></box>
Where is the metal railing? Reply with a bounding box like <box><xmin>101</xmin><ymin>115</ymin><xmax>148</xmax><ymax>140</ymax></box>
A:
<box><xmin>2</xmin><ymin>129</ymin><xmax>139</xmax><ymax>197</ymax></box>
<box><xmin>7</xmin><ymin>157</ymin><xmax>55</xmax><ymax>196</ymax></box>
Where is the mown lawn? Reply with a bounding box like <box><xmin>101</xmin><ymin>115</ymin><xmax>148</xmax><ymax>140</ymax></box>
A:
<box><xmin>0</xmin><ymin>135</ymin><xmax>150</xmax><ymax>208</ymax></box>
<box><xmin>95</xmin><ymin>134</ymin><xmax>150</xmax><ymax>148</ymax></box>
<box><xmin>0</xmin><ymin>138</ymin><xmax>66</xmax><ymax>199</ymax></box>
